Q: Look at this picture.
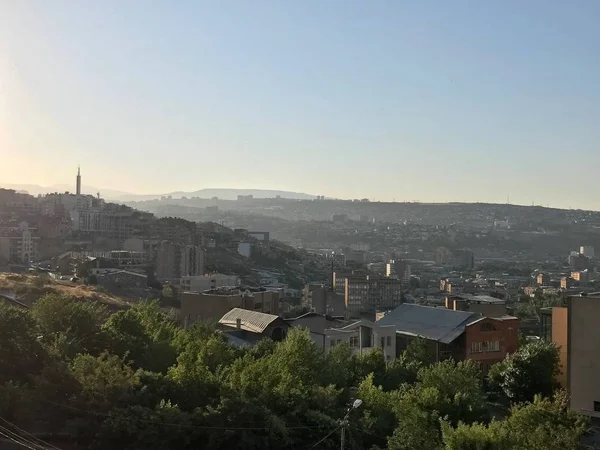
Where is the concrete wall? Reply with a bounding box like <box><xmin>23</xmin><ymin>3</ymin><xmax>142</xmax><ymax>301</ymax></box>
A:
<box><xmin>447</xmin><ymin>298</ymin><xmax>507</xmax><ymax>318</ymax></box>
<box><xmin>180</xmin><ymin>292</ymin><xmax>245</xmax><ymax>324</ymax></box>
<box><xmin>552</xmin><ymin>307</ymin><xmax>568</xmax><ymax>389</ymax></box>
<box><xmin>468</xmin><ymin>303</ymin><xmax>507</xmax><ymax>317</ymax></box>
<box><xmin>566</xmin><ymin>297</ymin><xmax>600</xmax><ymax>415</ymax></box>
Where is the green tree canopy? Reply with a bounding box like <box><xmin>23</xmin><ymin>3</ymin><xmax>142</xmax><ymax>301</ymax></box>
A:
<box><xmin>488</xmin><ymin>340</ymin><xmax>560</xmax><ymax>403</ymax></box>
<box><xmin>441</xmin><ymin>391</ymin><xmax>588</xmax><ymax>450</ymax></box>
<box><xmin>0</xmin><ymin>303</ymin><xmax>48</xmax><ymax>383</ymax></box>
<box><xmin>31</xmin><ymin>294</ymin><xmax>108</xmax><ymax>358</ymax></box>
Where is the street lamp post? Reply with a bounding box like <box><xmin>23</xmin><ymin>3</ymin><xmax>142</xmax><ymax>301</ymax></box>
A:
<box><xmin>340</xmin><ymin>399</ymin><xmax>363</xmax><ymax>450</ymax></box>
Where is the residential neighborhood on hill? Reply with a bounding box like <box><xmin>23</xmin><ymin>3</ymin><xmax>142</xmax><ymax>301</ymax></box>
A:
<box><xmin>2</xmin><ymin>170</ymin><xmax>600</xmax><ymax>448</ymax></box>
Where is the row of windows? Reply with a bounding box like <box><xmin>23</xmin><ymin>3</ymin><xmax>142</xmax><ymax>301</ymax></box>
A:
<box><xmin>470</xmin><ymin>340</ymin><xmax>500</xmax><ymax>353</ymax></box>
<box><xmin>331</xmin><ymin>336</ymin><xmax>393</xmax><ymax>348</ymax></box>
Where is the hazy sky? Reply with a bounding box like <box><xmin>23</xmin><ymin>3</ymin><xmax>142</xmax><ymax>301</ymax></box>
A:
<box><xmin>1</xmin><ymin>1</ymin><xmax>600</xmax><ymax>208</ymax></box>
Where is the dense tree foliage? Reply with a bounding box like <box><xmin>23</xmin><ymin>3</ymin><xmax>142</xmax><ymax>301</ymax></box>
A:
<box><xmin>442</xmin><ymin>392</ymin><xmax>588</xmax><ymax>450</ymax></box>
<box><xmin>488</xmin><ymin>340</ymin><xmax>561</xmax><ymax>403</ymax></box>
<box><xmin>0</xmin><ymin>296</ymin><xmax>589</xmax><ymax>449</ymax></box>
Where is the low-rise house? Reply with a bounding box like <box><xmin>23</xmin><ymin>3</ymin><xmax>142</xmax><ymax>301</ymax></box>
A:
<box><xmin>288</xmin><ymin>312</ymin><xmax>397</xmax><ymax>361</ymax></box>
<box><xmin>180</xmin><ymin>287</ymin><xmax>280</xmax><ymax>325</ymax></box>
<box><xmin>325</xmin><ymin>320</ymin><xmax>397</xmax><ymax>362</ymax></box>
<box><xmin>219</xmin><ymin>308</ymin><xmax>290</xmax><ymax>343</ymax></box>
<box><xmin>377</xmin><ymin>304</ymin><xmax>519</xmax><ymax>373</ymax></box>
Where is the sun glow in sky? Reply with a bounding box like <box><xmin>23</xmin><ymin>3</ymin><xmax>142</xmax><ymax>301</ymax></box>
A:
<box><xmin>1</xmin><ymin>1</ymin><xmax>600</xmax><ymax>208</ymax></box>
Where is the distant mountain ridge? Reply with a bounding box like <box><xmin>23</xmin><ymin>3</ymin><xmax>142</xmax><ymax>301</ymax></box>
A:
<box><xmin>154</xmin><ymin>189</ymin><xmax>317</xmax><ymax>201</ymax></box>
<box><xmin>1</xmin><ymin>184</ymin><xmax>318</xmax><ymax>201</ymax></box>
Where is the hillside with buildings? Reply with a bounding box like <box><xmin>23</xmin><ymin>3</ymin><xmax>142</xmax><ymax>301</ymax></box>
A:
<box><xmin>0</xmin><ymin>170</ymin><xmax>327</xmax><ymax>313</ymax></box>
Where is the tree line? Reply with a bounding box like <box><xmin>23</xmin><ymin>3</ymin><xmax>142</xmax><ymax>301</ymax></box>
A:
<box><xmin>0</xmin><ymin>294</ymin><xmax>589</xmax><ymax>449</ymax></box>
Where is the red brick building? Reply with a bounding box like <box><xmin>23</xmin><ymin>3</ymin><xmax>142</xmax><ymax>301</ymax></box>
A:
<box><xmin>377</xmin><ymin>304</ymin><xmax>519</xmax><ymax>372</ymax></box>
<box><xmin>464</xmin><ymin>316</ymin><xmax>519</xmax><ymax>373</ymax></box>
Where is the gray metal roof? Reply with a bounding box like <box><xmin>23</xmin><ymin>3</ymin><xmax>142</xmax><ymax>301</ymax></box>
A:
<box><xmin>219</xmin><ymin>308</ymin><xmax>281</xmax><ymax>334</ymax></box>
<box><xmin>451</xmin><ymin>294</ymin><xmax>506</xmax><ymax>304</ymax></box>
<box><xmin>377</xmin><ymin>303</ymin><xmax>482</xmax><ymax>344</ymax></box>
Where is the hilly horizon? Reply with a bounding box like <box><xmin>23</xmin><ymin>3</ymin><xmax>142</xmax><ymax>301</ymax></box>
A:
<box><xmin>1</xmin><ymin>184</ymin><xmax>318</xmax><ymax>202</ymax></box>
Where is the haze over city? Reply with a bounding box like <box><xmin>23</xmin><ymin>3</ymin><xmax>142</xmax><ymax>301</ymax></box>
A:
<box><xmin>2</xmin><ymin>1</ymin><xmax>600</xmax><ymax>209</ymax></box>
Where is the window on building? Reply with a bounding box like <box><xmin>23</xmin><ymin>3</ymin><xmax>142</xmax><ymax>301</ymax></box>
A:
<box><xmin>471</xmin><ymin>341</ymin><xmax>483</xmax><ymax>353</ymax></box>
<box><xmin>349</xmin><ymin>336</ymin><xmax>359</xmax><ymax>347</ymax></box>
<box><xmin>594</xmin><ymin>401</ymin><xmax>600</xmax><ymax>412</ymax></box>
<box><xmin>330</xmin><ymin>340</ymin><xmax>336</xmax><ymax>347</ymax></box>
<box><xmin>486</xmin><ymin>341</ymin><xmax>500</xmax><ymax>352</ymax></box>
<box><xmin>386</xmin><ymin>336</ymin><xmax>392</xmax><ymax>347</ymax></box>
<box><xmin>337</xmin><ymin>339</ymin><xmax>342</xmax><ymax>344</ymax></box>
<box><xmin>480</xmin><ymin>323</ymin><xmax>497</xmax><ymax>332</ymax></box>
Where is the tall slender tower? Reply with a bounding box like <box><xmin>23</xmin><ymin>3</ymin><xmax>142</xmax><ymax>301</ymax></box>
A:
<box><xmin>76</xmin><ymin>166</ymin><xmax>81</xmax><ymax>196</ymax></box>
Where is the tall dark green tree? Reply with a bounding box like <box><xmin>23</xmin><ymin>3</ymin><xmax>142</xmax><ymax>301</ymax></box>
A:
<box><xmin>0</xmin><ymin>303</ymin><xmax>48</xmax><ymax>383</ymax></box>
<box><xmin>31</xmin><ymin>294</ymin><xmax>108</xmax><ymax>358</ymax></box>
<box><xmin>488</xmin><ymin>340</ymin><xmax>560</xmax><ymax>403</ymax></box>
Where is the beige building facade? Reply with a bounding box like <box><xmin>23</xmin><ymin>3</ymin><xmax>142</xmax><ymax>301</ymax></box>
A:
<box><xmin>550</xmin><ymin>296</ymin><xmax>600</xmax><ymax>416</ymax></box>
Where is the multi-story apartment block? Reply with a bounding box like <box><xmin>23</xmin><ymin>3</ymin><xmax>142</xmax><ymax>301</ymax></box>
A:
<box><xmin>70</xmin><ymin>209</ymin><xmax>134</xmax><ymax>240</ymax></box>
<box><xmin>452</xmin><ymin>249</ymin><xmax>475</xmax><ymax>270</ymax></box>
<box><xmin>181</xmin><ymin>245</ymin><xmax>203</xmax><ymax>277</ymax></box>
<box><xmin>344</xmin><ymin>274</ymin><xmax>403</xmax><ymax>319</ymax></box>
<box><xmin>155</xmin><ymin>242</ymin><xmax>204</xmax><ymax>282</ymax></box>
<box><xmin>0</xmin><ymin>189</ymin><xmax>40</xmax><ymax>216</ymax></box>
<box><xmin>0</xmin><ymin>222</ymin><xmax>39</xmax><ymax>264</ymax></box>
<box><xmin>155</xmin><ymin>242</ymin><xmax>180</xmax><ymax>282</ymax></box>
<box><xmin>330</xmin><ymin>252</ymin><xmax>346</xmax><ymax>267</ymax></box>
<box><xmin>386</xmin><ymin>260</ymin><xmax>411</xmax><ymax>286</ymax></box>
<box><xmin>542</xmin><ymin>295</ymin><xmax>600</xmax><ymax>417</ymax></box>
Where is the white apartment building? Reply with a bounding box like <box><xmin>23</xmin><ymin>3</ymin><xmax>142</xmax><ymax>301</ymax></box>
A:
<box><xmin>180</xmin><ymin>245</ymin><xmax>204</xmax><ymax>277</ymax></box>
<box><xmin>180</xmin><ymin>274</ymin><xmax>239</xmax><ymax>292</ymax></box>
<box><xmin>70</xmin><ymin>209</ymin><xmax>134</xmax><ymax>239</ymax></box>
<box><xmin>0</xmin><ymin>222</ymin><xmax>39</xmax><ymax>264</ymax></box>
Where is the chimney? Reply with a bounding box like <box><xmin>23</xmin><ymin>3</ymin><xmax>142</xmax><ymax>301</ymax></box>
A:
<box><xmin>236</xmin><ymin>318</ymin><xmax>241</xmax><ymax>330</ymax></box>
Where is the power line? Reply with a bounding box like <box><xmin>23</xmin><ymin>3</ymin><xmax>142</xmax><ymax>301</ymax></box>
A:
<box><xmin>0</xmin><ymin>423</ymin><xmax>46</xmax><ymax>450</ymax></box>
<box><xmin>0</xmin><ymin>428</ymin><xmax>40</xmax><ymax>450</ymax></box>
<box><xmin>38</xmin><ymin>398</ymin><xmax>328</xmax><ymax>431</ymax></box>
<box><xmin>307</xmin><ymin>425</ymin><xmax>341</xmax><ymax>449</ymax></box>
<box><xmin>0</xmin><ymin>416</ymin><xmax>62</xmax><ymax>450</ymax></box>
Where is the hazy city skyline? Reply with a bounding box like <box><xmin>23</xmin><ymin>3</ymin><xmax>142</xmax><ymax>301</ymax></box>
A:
<box><xmin>2</xmin><ymin>1</ymin><xmax>600</xmax><ymax>209</ymax></box>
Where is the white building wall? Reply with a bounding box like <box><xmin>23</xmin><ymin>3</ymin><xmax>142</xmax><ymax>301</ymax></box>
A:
<box><xmin>238</xmin><ymin>242</ymin><xmax>251</xmax><ymax>258</ymax></box>
<box><xmin>181</xmin><ymin>274</ymin><xmax>239</xmax><ymax>292</ymax></box>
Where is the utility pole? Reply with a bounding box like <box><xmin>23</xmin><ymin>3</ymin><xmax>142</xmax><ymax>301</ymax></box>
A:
<box><xmin>340</xmin><ymin>399</ymin><xmax>363</xmax><ymax>449</ymax></box>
